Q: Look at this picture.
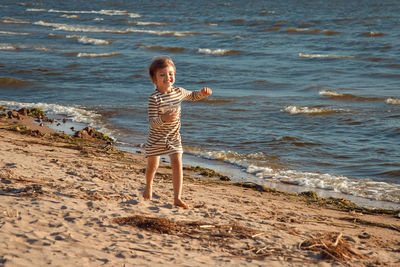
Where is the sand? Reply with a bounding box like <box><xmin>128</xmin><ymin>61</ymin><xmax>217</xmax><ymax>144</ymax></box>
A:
<box><xmin>0</xmin><ymin>116</ymin><xmax>399</xmax><ymax>267</ymax></box>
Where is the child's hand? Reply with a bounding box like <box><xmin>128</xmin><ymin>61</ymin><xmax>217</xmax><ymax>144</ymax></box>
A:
<box><xmin>161</xmin><ymin>110</ymin><xmax>178</xmax><ymax>122</ymax></box>
<box><xmin>201</xmin><ymin>87</ymin><xmax>212</xmax><ymax>97</ymax></box>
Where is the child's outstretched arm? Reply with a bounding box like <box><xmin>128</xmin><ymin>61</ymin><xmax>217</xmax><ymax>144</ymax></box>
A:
<box><xmin>200</xmin><ymin>87</ymin><xmax>212</xmax><ymax>97</ymax></box>
<box><xmin>181</xmin><ymin>87</ymin><xmax>212</xmax><ymax>101</ymax></box>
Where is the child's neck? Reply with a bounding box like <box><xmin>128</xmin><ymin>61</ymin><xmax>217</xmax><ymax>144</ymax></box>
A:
<box><xmin>156</xmin><ymin>86</ymin><xmax>173</xmax><ymax>94</ymax></box>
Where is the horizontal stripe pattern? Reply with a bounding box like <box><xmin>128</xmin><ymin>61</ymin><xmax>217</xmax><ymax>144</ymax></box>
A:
<box><xmin>145</xmin><ymin>86</ymin><xmax>203</xmax><ymax>157</ymax></box>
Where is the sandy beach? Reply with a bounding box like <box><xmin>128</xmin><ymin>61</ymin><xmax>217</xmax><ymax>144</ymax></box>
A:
<box><xmin>0</xmin><ymin>113</ymin><xmax>399</xmax><ymax>267</ymax></box>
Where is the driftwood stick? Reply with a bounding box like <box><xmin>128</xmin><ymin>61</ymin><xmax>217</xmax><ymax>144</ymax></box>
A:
<box><xmin>333</xmin><ymin>232</ymin><xmax>343</xmax><ymax>247</ymax></box>
<box><xmin>251</xmin><ymin>232</ymin><xmax>264</xmax><ymax>238</ymax></box>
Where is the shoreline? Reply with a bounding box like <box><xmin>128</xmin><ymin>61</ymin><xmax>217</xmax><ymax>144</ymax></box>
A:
<box><xmin>1</xmin><ymin>110</ymin><xmax>400</xmax><ymax>266</ymax></box>
<box><xmin>2</xmin><ymin>104</ymin><xmax>399</xmax><ymax>210</ymax></box>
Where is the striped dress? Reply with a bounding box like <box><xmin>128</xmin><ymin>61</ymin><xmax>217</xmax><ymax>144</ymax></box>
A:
<box><xmin>145</xmin><ymin>86</ymin><xmax>204</xmax><ymax>157</ymax></box>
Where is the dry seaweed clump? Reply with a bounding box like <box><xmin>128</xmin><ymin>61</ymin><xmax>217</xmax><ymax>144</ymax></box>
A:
<box><xmin>299</xmin><ymin>232</ymin><xmax>364</xmax><ymax>262</ymax></box>
<box><xmin>114</xmin><ymin>215</ymin><xmax>177</xmax><ymax>234</ymax></box>
<box><xmin>113</xmin><ymin>215</ymin><xmax>260</xmax><ymax>240</ymax></box>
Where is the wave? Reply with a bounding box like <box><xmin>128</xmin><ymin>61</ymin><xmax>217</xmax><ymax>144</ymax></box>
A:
<box><xmin>360</xmin><ymin>31</ymin><xmax>385</xmax><ymax>37</ymax></box>
<box><xmin>0</xmin><ymin>43</ymin><xmax>50</xmax><ymax>52</ymax></box>
<box><xmin>129</xmin><ymin>21</ymin><xmax>168</xmax><ymax>26</ymax></box>
<box><xmin>319</xmin><ymin>90</ymin><xmax>382</xmax><ymax>101</ymax></box>
<box><xmin>0</xmin><ymin>100</ymin><xmax>100</xmax><ymax>125</ymax></box>
<box><xmin>131</xmin><ymin>29</ymin><xmax>197</xmax><ymax>37</ymax></box>
<box><xmin>323</xmin><ymin>30</ymin><xmax>341</xmax><ymax>35</ymax></box>
<box><xmin>264</xmin><ymin>27</ymin><xmax>280</xmax><ymax>32</ymax></box>
<box><xmin>185</xmin><ymin>147</ymin><xmax>400</xmax><ymax>203</ymax></box>
<box><xmin>34</xmin><ymin>21</ymin><xmax>133</xmax><ymax>34</ymax></box>
<box><xmin>0</xmin><ymin>77</ymin><xmax>33</xmax><ymax>87</ymax></box>
<box><xmin>0</xmin><ymin>43</ymin><xmax>19</xmax><ymax>50</ymax></box>
<box><xmin>246</xmin><ymin>165</ymin><xmax>400</xmax><ymax>203</ymax></box>
<box><xmin>386</xmin><ymin>97</ymin><xmax>400</xmax><ymax>105</ymax></box>
<box><xmin>138</xmin><ymin>44</ymin><xmax>186</xmax><ymax>53</ymax></box>
<box><xmin>0</xmin><ymin>17</ymin><xmax>31</xmax><ymax>24</ymax></box>
<box><xmin>299</xmin><ymin>53</ymin><xmax>356</xmax><ymax>59</ymax></box>
<box><xmin>66</xmin><ymin>35</ymin><xmax>113</xmax><ymax>45</ymax></box>
<box><xmin>286</xmin><ymin>28</ymin><xmax>320</xmax><ymax>34</ymax></box>
<box><xmin>0</xmin><ymin>100</ymin><xmax>116</xmax><ymax>141</ymax></box>
<box><xmin>34</xmin><ymin>21</ymin><xmax>197</xmax><ymax>36</ymax></box>
<box><xmin>61</xmin><ymin>14</ymin><xmax>80</xmax><ymax>19</ymax></box>
<box><xmin>27</xmin><ymin>8</ymin><xmax>141</xmax><ymax>18</ymax></box>
<box><xmin>0</xmin><ymin>31</ymin><xmax>31</xmax><ymax>35</ymax></box>
<box><xmin>65</xmin><ymin>52</ymin><xmax>122</xmax><ymax>58</ymax></box>
<box><xmin>197</xmin><ymin>48</ymin><xmax>244</xmax><ymax>56</ymax></box>
<box><xmin>284</xmin><ymin>105</ymin><xmax>348</xmax><ymax>115</ymax></box>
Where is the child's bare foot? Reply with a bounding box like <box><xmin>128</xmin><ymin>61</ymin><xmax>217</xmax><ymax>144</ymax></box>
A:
<box><xmin>174</xmin><ymin>198</ymin><xmax>189</xmax><ymax>209</ymax></box>
<box><xmin>143</xmin><ymin>187</ymin><xmax>152</xmax><ymax>200</ymax></box>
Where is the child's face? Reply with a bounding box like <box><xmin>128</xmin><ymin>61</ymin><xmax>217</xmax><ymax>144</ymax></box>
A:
<box><xmin>153</xmin><ymin>65</ymin><xmax>175</xmax><ymax>92</ymax></box>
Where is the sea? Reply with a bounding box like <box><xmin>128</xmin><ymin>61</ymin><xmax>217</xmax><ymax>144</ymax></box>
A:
<box><xmin>1</xmin><ymin>0</ymin><xmax>399</xmax><ymax>209</ymax></box>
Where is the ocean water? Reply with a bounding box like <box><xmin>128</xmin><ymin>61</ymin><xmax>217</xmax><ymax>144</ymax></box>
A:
<box><xmin>1</xmin><ymin>0</ymin><xmax>399</xmax><ymax>208</ymax></box>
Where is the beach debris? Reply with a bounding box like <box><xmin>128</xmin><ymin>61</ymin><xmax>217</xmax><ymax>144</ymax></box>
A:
<box><xmin>299</xmin><ymin>232</ymin><xmax>363</xmax><ymax>262</ymax></box>
<box><xmin>18</xmin><ymin>108</ymin><xmax>28</xmax><ymax>117</ymax></box>
<box><xmin>113</xmin><ymin>215</ymin><xmax>260</xmax><ymax>240</ymax></box>
<box><xmin>358</xmin><ymin>232</ymin><xmax>371</xmax><ymax>239</ymax></box>
<box><xmin>339</xmin><ymin>217</ymin><xmax>400</xmax><ymax>233</ymax></box>
<box><xmin>28</xmin><ymin>108</ymin><xmax>45</xmax><ymax>118</ymax></box>
<box><xmin>74</xmin><ymin>126</ymin><xmax>113</xmax><ymax>143</ymax></box>
<box><xmin>188</xmin><ymin>166</ymin><xmax>231</xmax><ymax>181</ymax></box>
<box><xmin>0</xmin><ymin>184</ymin><xmax>43</xmax><ymax>197</ymax></box>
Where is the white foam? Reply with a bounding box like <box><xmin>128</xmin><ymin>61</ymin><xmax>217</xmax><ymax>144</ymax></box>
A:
<box><xmin>197</xmin><ymin>48</ymin><xmax>240</xmax><ymax>55</ymax></box>
<box><xmin>34</xmin><ymin>21</ymin><xmax>131</xmax><ymax>33</ymax></box>
<box><xmin>33</xmin><ymin>46</ymin><xmax>50</xmax><ymax>52</ymax></box>
<box><xmin>0</xmin><ymin>43</ymin><xmax>18</xmax><ymax>50</ymax></box>
<box><xmin>0</xmin><ymin>31</ymin><xmax>31</xmax><ymax>36</ymax></box>
<box><xmin>0</xmin><ymin>17</ymin><xmax>31</xmax><ymax>24</ymax></box>
<box><xmin>26</xmin><ymin>8</ymin><xmax>47</xmax><ymax>12</ymax></box>
<box><xmin>34</xmin><ymin>21</ymin><xmax>194</xmax><ymax>36</ymax></box>
<box><xmin>284</xmin><ymin>105</ymin><xmax>346</xmax><ymax>115</ymax></box>
<box><xmin>61</xmin><ymin>14</ymin><xmax>79</xmax><ymax>19</ymax></box>
<box><xmin>299</xmin><ymin>53</ymin><xmax>356</xmax><ymax>59</ymax></box>
<box><xmin>319</xmin><ymin>89</ymin><xmax>344</xmax><ymax>97</ymax></box>
<box><xmin>0</xmin><ymin>101</ymin><xmax>99</xmax><ymax>124</ymax></box>
<box><xmin>2</xmin><ymin>101</ymin><xmax>116</xmax><ymax>141</ymax></box>
<box><xmin>185</xmin><ymin>147</ymin><xmax>400</xmax><ymax>203</ymax></box>
<box><xmin>28</xmin><ymin>8</ymin><xmax>142</xmax><ymax>18</ymax></box>
<box><xmin>386</xmin><ymin>97</ymin><xmax>400</xmax><ymax>105</ymax></box>
<box><xmin>134</xmin><ymin>21</ymin><xmax>168</xmax><ymax>26</ymax></box>
<box><xmin>129</xmin><ymin>28</ymin><xmax>196</xmax><ymax>37</ymax></box>
<box><xmin>76</xmin><ymin>52</ymin><xmax>121</xmax><ymax>58</ymax></box>
<box><xmin>66</xmin><ymin>35</ymin><xmax>112</xmax><ymax>45</ymax></box>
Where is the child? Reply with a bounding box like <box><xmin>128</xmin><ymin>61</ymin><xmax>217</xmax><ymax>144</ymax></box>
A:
<box><xmin>143</xmin><ymin>56</ymin><xmax>212</xmax><ymax>209</ymax></box>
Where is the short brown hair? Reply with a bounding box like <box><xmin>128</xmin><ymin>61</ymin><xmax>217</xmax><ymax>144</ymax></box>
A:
<box><xmin>148</xmin><ymin>56</ymin><xmax>176</xmax><ymax>82</ymax></box>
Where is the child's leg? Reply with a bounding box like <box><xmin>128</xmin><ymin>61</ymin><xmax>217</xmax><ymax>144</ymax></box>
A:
<box><xmin>143</xmin><ymin>155</ymin><xmax>160</xmax><ymax>200</ymax></box>
<box><xmin>169</xmin><ymin>153</ymin><xmax>188</xmax><ymax>209</ymax></box>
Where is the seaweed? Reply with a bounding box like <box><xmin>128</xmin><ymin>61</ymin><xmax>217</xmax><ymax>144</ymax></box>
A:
<box><xmin>113</xmin><ymin>215</ymin><xmax>259</xmax><ymax>240</ymax></box>
<box><xmin>298</xmin><ymin>190</ymin><xmax>400</xmax><ymax>216</ymax></box>
<box><xmin>28</xmin><ymin>108</ymin><xmax>45</xmax><ymax>118</ymax></box>
<box><xmin>233</xmin><ymin>182</ymin><xmax>278</xmax><ymax>193</ymax></box>
<box><xmin>299</xmin><ymin>232</ymin><xmax>364</xmax><ymax>262</ymax></box>
<box><xmin>187</xmin><ymin>166</ymin><xmax>230</xmax><ymax>181</ymax></box>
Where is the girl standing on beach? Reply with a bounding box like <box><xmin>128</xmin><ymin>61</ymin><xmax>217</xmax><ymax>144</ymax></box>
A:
<box><xmin>143</xmin><ymin>56</ymin><xmax>212</xmax><ymax>209</ymax></box>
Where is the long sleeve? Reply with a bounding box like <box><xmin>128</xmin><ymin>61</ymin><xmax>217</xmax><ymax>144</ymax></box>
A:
<box><xmin>180</xmin><ymin>87</ymin><xmax>204</xmax><ymax>102</ymax></box>
<box><xmin>148</xmin><ymin>95</ymin><xmax>163</xmax><ymax>129</ymax></box>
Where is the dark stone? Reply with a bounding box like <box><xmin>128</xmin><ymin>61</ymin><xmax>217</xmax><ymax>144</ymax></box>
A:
<box><xmin>18</xmin><ymin>108</ymin><xmax>28</xmax><ymax>116</ymax></box>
